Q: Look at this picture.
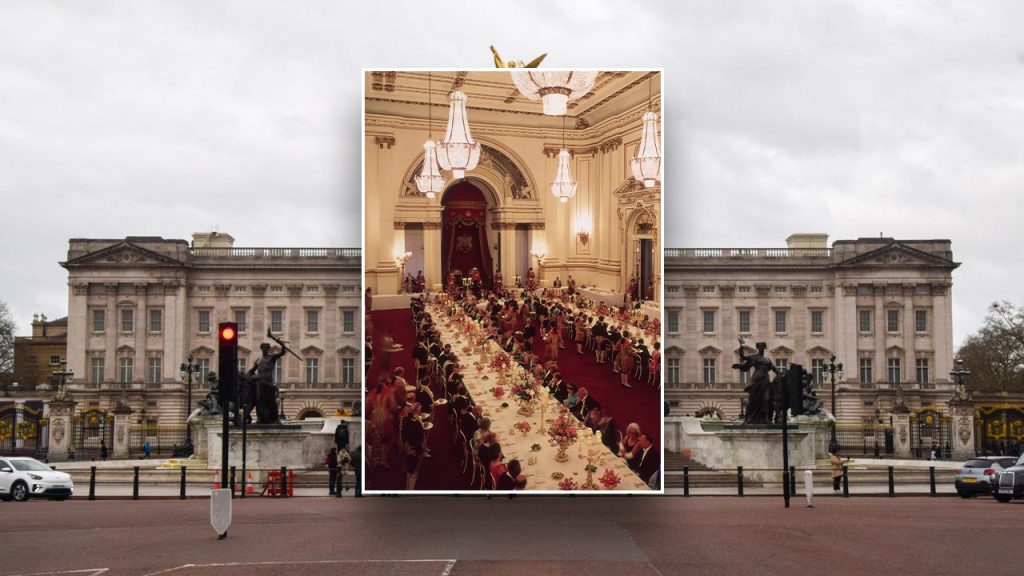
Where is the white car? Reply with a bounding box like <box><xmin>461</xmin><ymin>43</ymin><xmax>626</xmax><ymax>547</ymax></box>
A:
<box><xmin>0</xmin><ymin>457</ymin><xmax>74</xmax><ymax>501</ymax></box>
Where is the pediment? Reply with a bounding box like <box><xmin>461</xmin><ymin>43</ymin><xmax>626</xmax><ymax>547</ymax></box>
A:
<box><xmin>237</xmin><ymin>345</ymin><xmax>251</xmax><ymax>356</ymax></box>
<box><xmin>664</xmin><ymin>345</ymin><xmax>684</xmax><ymax>355</ymax></box>
<box><xmin>63</xmin><ymin>241</ymin><xmax>187</xmax><ymax>269</ymax></box>
<box><xmin>698</xmin><ymin>345</ymin><xmax>721</xmax><ymax>355</ymax></box>
<box><xmin>301</xmin><ymin>345</ymin><xmax>324</xmax><ymax>356</ymax></box>
<box><xmin>190</xmin><ymin>345</ymin><xmax>216</xmax><ymax>356</ymax></box>
<box><xmin>835</xmin><ymin>243</ymin><xmax>958</xmax><ymax>270</ymax></box>
<box><xmin>336</xmin><ymin>346</ymin><xmax>360</xmax><ymax>355</ymax></box>
<box><xmin>886</xmin><ymin>345</ymin><xmax>904</xmax><ymax>354</ymax></box>
<box><xmin>770</xmin><ymin>346</ymin><xmax>793</xmax><ymax>356</ymax></box>
<box><xmin>806</xmin><ymin>346</ymin><xmax>832</xmax><ymax>357</ymax></box>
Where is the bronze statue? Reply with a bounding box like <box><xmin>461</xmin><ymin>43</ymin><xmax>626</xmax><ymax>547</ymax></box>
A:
<box><xmin>247</xmin><ymin>329</ymin><xmax>298</xmax><ymax>424</ymax></box>
<box><xmin>732</xmin><ymin>338</ymin><xmax>778</xmax><ymax>425</ymax></box>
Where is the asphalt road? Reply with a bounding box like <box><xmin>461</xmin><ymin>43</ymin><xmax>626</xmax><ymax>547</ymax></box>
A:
<box><xmin>2</xmin><ymin>495</ymin><xmax>1021</xmax><ymax>576</ymax></box>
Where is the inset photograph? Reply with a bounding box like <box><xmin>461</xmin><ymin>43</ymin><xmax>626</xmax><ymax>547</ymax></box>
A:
<box><xmin>363</xmin><ymin>69</ymin><xmax>662</xmax><ymax>492</ymax></box>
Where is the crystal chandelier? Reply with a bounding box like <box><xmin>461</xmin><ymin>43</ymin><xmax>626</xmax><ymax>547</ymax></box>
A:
<box><xmin>414</xmin><ymin>72</ymin><xmax>444</xmax><ymax>199</ymax></box>
<box><xmin>511</xmin><ymin>70</ymin><xmax>598</xmax><ymax>116</ymax></box>
<box><xmin>551</xmin><ymin>117</ymin><xmax>577</xmax><ymax>203</ymax></box>
<box><xmin>630</xmin><ymin>74</ymin><xmax>661</xmax><ymax>188</ymax></box>
<box><xmin>436</xmin><ymin>89</ymin><xmax>480</xmax><ymax>179</ymax></box>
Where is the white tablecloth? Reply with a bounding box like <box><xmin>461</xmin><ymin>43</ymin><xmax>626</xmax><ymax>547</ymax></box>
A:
<box><xmin>433</xmin><ymin>304</ymin><xmax>649</xmax><ymax>491</ymax></box>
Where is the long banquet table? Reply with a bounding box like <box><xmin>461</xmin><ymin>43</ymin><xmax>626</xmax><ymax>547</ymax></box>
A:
<box><xmin>432</xmin><ymin>303</ymin><xmax>650</xmax><ymax>491</ymax></box>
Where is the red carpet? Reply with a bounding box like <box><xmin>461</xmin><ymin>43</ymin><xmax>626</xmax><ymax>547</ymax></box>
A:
<box><xmin>365</xmin><ymin>306</ymin><xmax>661</xmax><ymax>491</ymax></box>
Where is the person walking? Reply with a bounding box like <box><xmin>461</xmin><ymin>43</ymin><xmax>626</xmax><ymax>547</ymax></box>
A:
<box><xmin>830</xmin><ymin>449</ymin><xmax>848</xmax><ymax>493</ymax></box>
<box><xmin>325</xmin><ymin>448</ymin><xmax>339</xmax><ymax>495</ymax></box>
<box><xmin>99</xmin><ymin>440</ymin><xmax>108</xmax><ymax>461</ymax></box>
<box><xmin>143</xmin><ymin>440</ymin><xmax>152</xmax><ymax>460</ymax></box>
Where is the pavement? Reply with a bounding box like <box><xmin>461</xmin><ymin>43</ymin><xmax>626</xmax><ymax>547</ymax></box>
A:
<box><xmin>2</xmin><ymin>495</ymin><xmax>1022</xmax><ymax>576</ymax></box>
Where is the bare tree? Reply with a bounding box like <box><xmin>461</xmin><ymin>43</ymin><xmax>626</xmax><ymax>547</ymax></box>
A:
<box><xmin>957</xmin><ymin>301</ymin><xmax>1024</xmax><ymax>393</ymax></box>
<box><xmin>0</xmin><ymin>301</ymin><xmax>15</xmax><ymax>374</ymax></box>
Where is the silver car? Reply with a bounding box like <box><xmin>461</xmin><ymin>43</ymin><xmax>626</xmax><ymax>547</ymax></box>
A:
<box><xmin>954</xmin><ymin>456</ymin><xmax>1018</xmax><ymax>498</ymax></box>
<box><xmin>0</xmin><ymin>457</ymin><xmax>74</xmax><ymax>501</ymax></box>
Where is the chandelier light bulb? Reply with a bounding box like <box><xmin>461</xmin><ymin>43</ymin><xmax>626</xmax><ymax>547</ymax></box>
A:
<box><xmin>414</xmin><ymin>139</ymin><xmax>444</xmax><ymax>199</ymax></box>
<box><xmin>437</xmin><ymin>89</ymin><xmax>481</xmax><ymax>179</ymax></box>
<box><xmin>631</xmin><ymin>110</ymin><xmax>661</xmax><ymax>187</ymax></box>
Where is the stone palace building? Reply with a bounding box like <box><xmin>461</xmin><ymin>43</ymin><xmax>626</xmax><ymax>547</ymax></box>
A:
<box><xmin>663</xmin><ymin>234</ymin><xmax>964</xmax><ymax>456</ymax></box>
<box><xmin>52</xmin><ymin>232</ymin><xmax>362</xmax><ymax>457</ymax></box>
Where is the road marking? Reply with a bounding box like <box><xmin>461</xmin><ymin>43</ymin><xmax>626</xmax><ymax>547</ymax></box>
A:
<box><xmin>9</xmin><ymin>565</ymin><xmax>108</xmax><ymax>569</ymax></box>
<box><xmin>138</xmin><ymin>559</ymin><xmax>458</xmax><ymax>576</ymax></box>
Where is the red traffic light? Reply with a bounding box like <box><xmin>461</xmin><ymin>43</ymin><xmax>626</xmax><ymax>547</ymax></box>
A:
<box><xmin>220</xmin><ymin>326</ymin><xmax>236</xmax><ymax>341</ymax></box>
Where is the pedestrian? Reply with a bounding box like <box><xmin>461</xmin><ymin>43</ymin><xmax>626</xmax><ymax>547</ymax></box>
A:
<box><xmin>873</xmin><ymin>441</ymin><xmax>880</xmax><ymax>459</ymax></box>
<box><xmin>335</xmin><ymin>420</ymin><xmax>350</xmax><ymax>451</ymax></box>
<box><xmin>325</xmin><ymin>448</ymin><xmax>339</xmax><ymax>495</ymax></box>
<box><xmin>351</xmin><ymin>445</ymin><xmax>363</xmax><ymax>497</ymax></box>
<box><xmin>830</xmin><ymin>449</ymin><xmax>848</xmax><ymax>493</ymax></box>
<box><xmin>143</xmin><ymin>440</ymin><xmax>151</xmax><ymax>460</ymax></box>
<box><xmin>100</xmin><ymin>439</ymin><xmax>109</xmax><ymax>461</ymax></box>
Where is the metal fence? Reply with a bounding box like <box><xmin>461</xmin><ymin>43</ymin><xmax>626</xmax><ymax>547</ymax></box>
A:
<box><xmin>0</xmin><ymin>402</ymin><xmax>49</xmax><ymax>459</ymax></box>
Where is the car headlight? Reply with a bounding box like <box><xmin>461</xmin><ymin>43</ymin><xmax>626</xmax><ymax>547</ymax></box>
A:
<box><xmin>29</xmin><ymin>474</ymin><xmax>43</xmax><ymax>480</ymax></box>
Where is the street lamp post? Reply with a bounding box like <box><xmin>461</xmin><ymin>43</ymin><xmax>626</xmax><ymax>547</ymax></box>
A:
<box><xmin>52</xmin><ymin>362</ymin><xmax>74</xmax><ymax>401</ymax></box>
<box><xmin>823</xmin><ymin>354</ymin><xmax>844</xmax><ymax>447</ymax></box>
<box><xmin>179</xmin><ymin>354</ymin><xmax>201</xmax><ymax>445</ymax></box>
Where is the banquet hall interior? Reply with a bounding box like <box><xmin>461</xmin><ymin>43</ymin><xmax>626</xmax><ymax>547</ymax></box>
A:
<box><xmin>363</xmin><ymin>70</ymin><xmax>662</xmax><ymax>491</ymax></box>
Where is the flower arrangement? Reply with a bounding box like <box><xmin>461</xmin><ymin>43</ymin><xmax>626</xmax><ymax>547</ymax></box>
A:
<box><xmin>599</xmin><ymin>468</ymin><xmax>621</xmax><ymax>489</ymax></box>
<box><xmin>514</xmin><ymin>421</ymin><xmax>531</xmax><ymax>434</ymax></box>
<box><xmin>558</xmin><ymin>477</ymin><xmax>579</xmax><ymax>491</ymax></box>
<box><xmin>548</xmin><ymin>411</ymin><xmax>578</xmax><ymax>449</ymax></box>
<box><xmin>511</xmin><ymin>380</ymin><xmax>536</xmax><ymax>404</ymax></box>
<box><xmin>489</xmin><ymin>353</ymin><xmax>512</xmax><ymax>373</ymax></box>
<box><xmin>491</xmin><ymin>386</ymin><xmax>505</xmax><ymax>400</ymax></box>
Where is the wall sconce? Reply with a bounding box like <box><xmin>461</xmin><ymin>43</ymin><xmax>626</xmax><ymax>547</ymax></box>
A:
<box><xmin>577</xmin><ymin>230</ymin><xmax>590</xmax><ymax>246</ymax></box>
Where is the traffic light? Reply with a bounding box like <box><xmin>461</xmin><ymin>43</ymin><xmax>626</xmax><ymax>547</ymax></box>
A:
<box><xmin>218</xmin><ymin>322</ymin><xmax>238</xmax><ymax>404</ymax></box>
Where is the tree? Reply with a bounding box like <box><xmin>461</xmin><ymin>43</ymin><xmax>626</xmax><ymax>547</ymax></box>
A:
<box><xmin>0</xmin><ymin>300</ymin><xmax>14</xmax><ymax>374</ymax></box>
<box><xmin>957</xmin><ymin>301</ymin><xmax>1024</xmax><ymax>393</ymax></box>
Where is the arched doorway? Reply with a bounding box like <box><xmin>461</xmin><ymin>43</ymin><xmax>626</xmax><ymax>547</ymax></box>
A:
<box><xmin>441</xmin><ymin>182</ymin><xmax>495</xmax><ymax>289</ymax></box>
<box><xmin>626</xmin><ymin>209</ymin><xmax>658</xmax><ymax>303</ymax></box>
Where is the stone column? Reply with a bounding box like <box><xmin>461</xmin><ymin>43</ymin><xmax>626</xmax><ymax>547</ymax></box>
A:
<box><xmin>111</xmin><ymin>402</ymin><xmax>133</xmax><ymax>459</ymax></box>
<box><xmin>948</xmin><ymin>399</ymin><xmax>976</xmax><ymax>460</ymax></box>
<box><xmin>46</xmin><ymin>398</ymin><xmax>77</xmax><ymax>462</ymax></box>
<box><xmin>892</xmin><ymin>412</ymin><xmax>912</xmax><ymax>458</ymax></box>
<box><xmin>423</xmin><ymin>222</ymin><xmax>443</xmax><ymax>292</ymax></box>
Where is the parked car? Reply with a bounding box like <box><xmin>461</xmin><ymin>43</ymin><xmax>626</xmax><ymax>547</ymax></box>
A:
<box><xmin>992</xmin><ymin>453</ymin><xmax>1024</xmax><ymax>503</ymax></box>
<box><xmin>954</xmin><ymin>456</ymin><xmax>1018</xmax><ymax>497</ymax></box>
<box><xmin>0</xmin><ymin>457</ymin><xmax>74</xmax><ymax>501</ymax></box>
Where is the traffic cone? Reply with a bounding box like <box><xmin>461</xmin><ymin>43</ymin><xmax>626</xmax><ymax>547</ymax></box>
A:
<box><xmin>245</xmin><ymin>472</ymin><xmax>255</xmax><ymax>494</ymax></box>
<box><xmin>212</xmin><ymin>473</ymin><xmax>221</xmax><ymax>489</ymax></box>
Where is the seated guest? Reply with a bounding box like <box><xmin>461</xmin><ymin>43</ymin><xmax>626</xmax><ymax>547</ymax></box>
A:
<box><xmin>633</xmin><ymin>433</ymin><xmax>659</xmax><ymax>484</ymax></box>
<box><xmin>559</xmin><ymin>381</ymin><xmax>576</xmax><ymax>407</ymax></box>
<box><xmin>620</xmin><ymin>422</ymin><xmax>641</xmax><ymax>461</ymax></box>
<box><xmin>472</xmin><ymin>417</ymin><xmax>491</xmax><ymax>450</ymax></box>
<box><xmin>478</xmin><ymin>432</ymin><xmax>502</xmax><ymax>470</ymax></box>
<box><xmin>455</xmin><ymin>397</ymin><xmax>478</xmax><ymax>441</ymax></box>
<box><xmin>585</xmin><ymin>407</ymin><xmax>603</xmax><ymax>431</ymax></box>
<box><xmin>571</xmin><ymin>387</ymin><xmax>596</xmax><ymax>420</ymax></box>
<box><xmin>413</xmin><ymin>378</ymin><xmax>434</xmax><ymax>416</ymax></box>
<box><xmin>401</xmin><ymin>402</ymin><xmax>426</xmax><ymax>490</ymax></box>
<box><xmin>497</xmin><ymin>459</ymin><xmax>524</xmax><ymax>490</ymax></box>
<box><xmin>597</xmin><ymin>412</ymin><xmax>620</xmax><ymax>454</ymax></box>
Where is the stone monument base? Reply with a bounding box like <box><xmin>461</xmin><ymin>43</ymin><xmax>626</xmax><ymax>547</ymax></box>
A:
<box><xmin>672</xmin><ymin>417</ymin><xmax>824</xmax><ymax>482</ymax></box>
<box><xmin>189</xmin><ymin>416</ymin><xmax>361</xmax><ymax>476</ymax></box>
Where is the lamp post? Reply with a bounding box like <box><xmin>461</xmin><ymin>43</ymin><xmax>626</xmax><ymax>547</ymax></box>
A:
<box><xmin>279</xmin><ymin>390</ymin><xmax>287</xmax><ymax>421</ymax></box>
<box><xmin>179</xmin><ymin>354</ymin><xmax>202</xmax><ymax>421</ymax></box>
<box><xmin>823</xmin><ymin>355</ymin><xmax>844</xmax><ymax>446</ymax></box>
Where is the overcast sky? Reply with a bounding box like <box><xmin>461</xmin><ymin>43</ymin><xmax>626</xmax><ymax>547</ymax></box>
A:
<box><xmin>1</xmin><ymin>0</ymin><xmax>1021</xmax><ymax>350</ymax></box>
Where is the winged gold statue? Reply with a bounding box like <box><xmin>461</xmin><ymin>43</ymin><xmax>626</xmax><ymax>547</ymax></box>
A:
<box><xmin>491</xmin><ymin>45</ymin><xmax>546</xmax><ymax>68</ymax></box>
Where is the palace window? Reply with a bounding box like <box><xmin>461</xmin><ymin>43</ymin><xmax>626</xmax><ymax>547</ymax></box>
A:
<box><xmin>811</xmin><ymin>358</ymin><xmax>825</xmax><ymax>384</ymax></box>
<box><xmin>234</xmin><ymin>310</ymin><xmax>247</xmax><ymax>333</ymax></box>
<box><xmin>197</xmin><ymin>310</ymin><xmax>211</xmax><ymax>333</ymax></box>
<box><xmin>916</xmin><ymin>358</ymin><xmax>929</xmax><ymax>384</ymax></box>
<box><xmin>149</xmin><ymin>308</ymin><xmax>162</xmax><ymax>333</ymax></box>
<box><xmin>341</xmin><ymin>358</ymin><xmax>355</xmax><ymax>384</ymax></box>
<box><xmin>809</xmin><ymin>286</ymin><xmax>823</xmax><ymax>294</ymax></box>
<box><xmin>119</xmin><ymin>357</ymin><xmax>134</xmax><ymax>384</ymax></box>
<box><xmin>810</xmin><ymin>310</ymin><xmax>824</xmax><ymax>334</ymax></box>
<box><xmin>306</xmin><ymin>358</ymin><xmax>319</xmax><ymax>384</ymax></box>
<box><xmin>270</xmin><ymin>310</ymin><xmax>284</xmax><ymax>333</ymax></box>
<box><xmin>915</xmin><ymin>310</ymin><xmax>928</xmax><ymax>333</ymax></box>
<box><xmin>858</xmin><ymin>309</ymin><xmax>872</xmax><ymax>333</ymax></box>
<box><xmin>667</xmin><ymin>310</ymin><xmax>680</xmax><ymax>333</ymax></box>
<box><xmin>887</xmin><ymin>309</ymin><xmax>900</xmax><ymax>333</ymax></box>
<box><xmin>775</xmin><ymin>357</ymin><xmax>788</xmax><ymax>371</ymax></box>
<box><xmin>738</xmin><ymin>286</ymin><xmax>751</xmax><ymax>294</ymax></box>
<box><xmin>306</xmin><ymin>309</ymin><xmax>320</xmax><ymax>333</ymax></box>
<box><xmin>702</xmin><ymin>358</ymin><xmax>716</xmax><ymax>384</ymax></box>
<box><xmin>738</xmin><ymin>310</ymin><xmax>751</xmax><ymax>333</ymax></box>
<box><xmin>859</xmin><ymin>358</ymin><xmax>873</xmax><ymax>384</ymax></box>
<box><xmin>342</xmin><ymin>310</ymin><xmax>355</xmax><ymax>333</ymax></box>
<box><xmin>887</xmin><ymin>357</ymin><xmax>902</xmax><ymax>384</ymax></box>
<box><xmin>49</xmin><ymin>355</ymin><xmax>61</xmax><ymax>366</ymax></box>
<box><xmin>121</xmin><ymin>309</ymin><xmax>134</xmax><ymax>333</ymax></box>
<box><xmin>702</xmin><ymin>310</ymin><xmax>716</xmax><ymax>333</ymax></box>
<box><xmin>197</xmin><ymin>358</ymin><xmax>210</xmax><ymax>384</ymax></box>
<box><xmin>774</xmin><ymin>286</ymin><xmax>787</xmax><ymax>294</ymax></box>
<box><xmin>92</xmin><ymin>309</ymin><xmax>105</xmax><ymax>333</ymax></box>
<box><xmin>147</xmin><ymin>357</ymin><xmax>161</xmax><ymax>384</ymax></box>
<box><xmin>774</xmin><ymin>310</ymin><xmax>788</xmax><ymax>333</ymax></box>
<box><xmin>667</xmin><ymin>357</ymin><xmax>680</xmax><ymax>385</ymax></box>
<box><xmin>90</xmin><ymin>357</ymin><xmax>105</xmax><ymax>384</ymax></box>
<box><xmin>274</xmin><ymin>361</ymin><xmax>283</xmax><ymax>384</ymax></box>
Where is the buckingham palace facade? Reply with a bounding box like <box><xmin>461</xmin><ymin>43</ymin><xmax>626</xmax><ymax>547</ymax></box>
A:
<box><xmin>59</xmin><ymin>233</ymin><xmax>361</xmax><ymax>452</ymax></box>
<box><xmin>663</xmin><ymin>234</ymin><xmax>961</xmax><ymax>453</ymax></box>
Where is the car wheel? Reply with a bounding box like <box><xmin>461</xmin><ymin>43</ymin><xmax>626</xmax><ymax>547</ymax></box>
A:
<box><xmin>11</xmin><ymin>482</ymin><xmax>29</xmax><ymax>502</ymax></box>
<box><xmin>957</xmin><ymin>490</ymin><xmax>971</xmax><ymax>499</ymax></box>
<box><xmin>994</xmin><ymin>493</ymin><xmax>1012</xmax><ymax>503</ymax></box>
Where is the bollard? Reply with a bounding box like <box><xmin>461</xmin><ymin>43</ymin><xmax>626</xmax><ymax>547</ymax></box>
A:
<box><xmin>683</xmin><ymin>466</ymin><xmax>690</xmax><ymax>496</ymax></box>
<box><xmin>89</xmin><ymin>466</ymin><xmax>96</xmax><ymax>500</ymax></box>
<box><xmin>842</xmin><ymin>465</ymin><xmax>849</xmax><ymax>497</ymax></box>
<box><xmin>230</xmin><ymin>466</ymin><xmax>237</xmax><ymax>496</ymax></box>
<box><xmin>132</xmin><ymin>466</ymin><xmax>140</xmax><ymax>500</ymax></box>
<box><xmin>789</xmin><ymin>465</ymin><xmax>797</xmax><ymax>497</ymax></box>
<box><xmin>280</xmin><ymin>466</ymin><xmax>288</xmax><ymax>498</ymax></box>
<box><xmin>737</xmin><ymin>466</ymin><xmax>744</xmax><ymax>496</ymax></box>
<box><xmin>888</xmin><ymin>465</ymin><xmax>895</xmax><ymax>496</ymax></box>
<box><xmin>180</xmin><ymin>466</ymin><xmax>187</xmax><ymax>500</ymax></box>
<box><xmin>803</xmin><ymin>469</ymin><xmax>814</xmax><ymax>508</ymax></box>
<box><xmin>929</xmin><ymin>466</ymin><xmax>936</xmax><ymax>496</ymax></box>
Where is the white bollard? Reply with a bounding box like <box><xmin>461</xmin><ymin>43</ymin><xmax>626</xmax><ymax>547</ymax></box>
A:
<box><xmin>804</xmin><ymin>469</ymin><xmax>814</xmax><ymax>508</ymax></box>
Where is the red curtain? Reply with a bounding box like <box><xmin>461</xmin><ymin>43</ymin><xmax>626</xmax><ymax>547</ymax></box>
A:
<box><xmin>442</xmin><ymin>183</ymin><xmax>493</xmax><ymax>288</ymax></box>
